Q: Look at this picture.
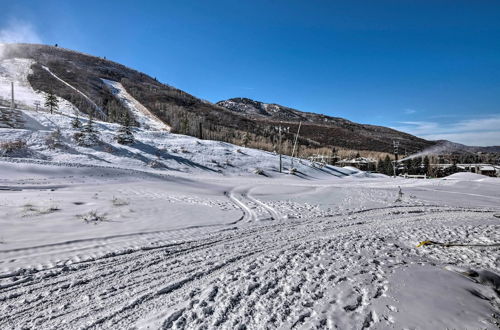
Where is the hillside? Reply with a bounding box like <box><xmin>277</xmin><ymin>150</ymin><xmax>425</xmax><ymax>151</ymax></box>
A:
<box><xmin>0</xmin><ymin>43</ymin><xmax>435</xmax><ymax>155</ymax></box>
<box><xmin>0</xmin><ymin>103</ymin><xmax>369</xmax><ymax>179</ymax></box>
<box><xmin>1</xmin><ymin>44</ymin><xmax>499</xmax><ymax>330</ymax></box>
<box><xmin>217</xmin><ymin>97</ymin><xmax>435</xmax><ymax>154</ymax></box>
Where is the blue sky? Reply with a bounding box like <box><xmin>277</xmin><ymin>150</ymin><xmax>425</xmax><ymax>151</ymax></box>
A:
<box><xmin>1</xmin><ymin>0</ymin><xmax>499</xmax><ymax>146</ymax></box>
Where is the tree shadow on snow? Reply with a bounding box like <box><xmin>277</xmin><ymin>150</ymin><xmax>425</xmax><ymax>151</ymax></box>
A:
<box><xmin>125</xmin><ymin>141</ymin><xmax>218</xmax><ymax>173</ymax></box>
<box><xmin>60</xmin><ymin>144</ymin><xmax>113</xmax><ymax>164</ymax></box>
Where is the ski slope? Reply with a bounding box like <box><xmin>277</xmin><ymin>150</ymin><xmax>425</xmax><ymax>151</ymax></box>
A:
<box><xmin>0</xmin><ymin>65</ymin><xmax>499</xmax><ymax>329</ymax></box>
<box><xmin>102</xmin><ymin>79</ymin><xmax>170</xmax><ymax>131</ymax></box>
<box><xmin>0</xmin><ymin>58</ymin><xmax>78</xmax><ymax>113</ymax></box>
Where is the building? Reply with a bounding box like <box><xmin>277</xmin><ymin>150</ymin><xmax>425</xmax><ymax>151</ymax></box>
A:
<box><xmin>336</xmin><ymin>157</ymin><xmax>377</xmax><ymax>171</ymax></box>
<box><xmin>432</xmin><ymin>163</ymin><xmax>499</xmax><ymax>177</ymax></box>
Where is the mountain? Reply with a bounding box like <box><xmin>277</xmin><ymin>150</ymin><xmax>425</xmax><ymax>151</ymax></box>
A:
<box><xmin>217</xmin><ymin>97</ymin><xmax>435</xmax><ymax>153</ymax></box>
<box><xmin>0</xmin><ymin>43</ymin><xmax>437</xmax><ymax>155</ymax></box>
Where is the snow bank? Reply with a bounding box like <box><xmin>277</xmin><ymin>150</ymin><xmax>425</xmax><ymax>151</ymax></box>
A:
<box><xmin>443</xmin><ymin>172</ymin><xmax>492</xmax><ymax>181</ymax></box>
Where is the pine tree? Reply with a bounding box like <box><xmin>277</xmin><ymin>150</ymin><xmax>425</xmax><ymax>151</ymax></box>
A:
<box><xmin>383</xmin><ymin>155</ymin><xmax>392</xmax><ymax>176</ymax></box>
<box><xmin>46</xmin><ymin>127</ymin><xmax>63</xmax><ymax>149</ymax></box>
<box><xmin>376</xmin><ymin>158</ymin><xmax>384</xmax><ymax>173</ymax></box>
<box><xmin>242</xmin><ymin>132</ymin><xmax>250</xmax><ymax>147</ymax></box>
<box><xmin>423</xmin><ymin>156</ymin><xmax>430</xmax><ymax>175</ymax></box>
<box><xmin>44</xmin><ymin>91</ymin><xmax>59</xmax><ymax>114</ymax></box>
<box><xmin>71</xmin><ymin>114</ymin><xmax>82</xmax><ymax>129</ymax></box>
<box><xmin>180</xmin><ymin>116</ymin><xmax>189</xmax><ymax>135</ymax></box>
<box><xmin>116</xmin><ymin>111</ymin><xmax>134</xmax><ymax>145</ymax></box>
<box><xmin>74</xmin><ymin>113</ymin><xmax>100</xmax><ymax>146</ymax></box>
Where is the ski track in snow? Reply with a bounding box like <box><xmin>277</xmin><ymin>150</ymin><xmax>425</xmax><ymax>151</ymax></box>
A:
<box><xmin>1</xmin><ymin>186</ymin><xmax>499</xmax><ymax>329</ymax></box>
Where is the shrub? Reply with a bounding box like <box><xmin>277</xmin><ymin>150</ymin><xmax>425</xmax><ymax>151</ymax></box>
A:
<box><xmin>0</xmin><ymin>140</ymin><xmax>28</xmax><ymax>156</ymax></box>
<box><xmin>148</xmin><ymin>160</ymin><xmax>166</xmax><ymax>169</ymax></box>
<box><xmin>253</xmin><ymin>168</ymin><xmax>264</xmax><ymax>175</ymax></box>
<box><xmin>80</xmin><ymin>210</ymin><xmax>107</xmax><ymax>224</ymax></box>
<box><xmin>45</xmin><ymin>128</ymin><xmax>64</xmax><ymax>149</ymax></box>
<box><xmin>112</xmin><ymin>196</ymin><xmax>129</xmax><ymax>206</ymax></box>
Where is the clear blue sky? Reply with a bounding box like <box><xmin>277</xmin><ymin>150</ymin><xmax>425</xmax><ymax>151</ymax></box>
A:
<box><xmin>1</xmin><ymin>0</ymin><xmax>499</xmax><ymax>145</ymax></box>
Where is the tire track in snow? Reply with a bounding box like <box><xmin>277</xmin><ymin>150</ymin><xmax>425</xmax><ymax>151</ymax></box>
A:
<box><xmin>247</xmin><ymin>188</ymin><xmax>282</xmax><ymax>221</ymax></box>
<box><xmin>1</xmin><ymin>206</ymin><xmax>498</xmax><ymax>329</ymax></box>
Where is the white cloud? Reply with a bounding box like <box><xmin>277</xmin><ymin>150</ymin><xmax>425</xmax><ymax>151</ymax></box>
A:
<box><xmin>392</xmin><ymin>115</ymin><xmax>500</xmax><ymax>146</ymax></box>
<box><xmin>404</xmin><ymin>108</ymin><xmax>416</xmax><ymax>114</ymax></box>
<box><xmin>0</xmin><ymin>19</ymin><xmax>42</xmax><ymax>44</ymax></box>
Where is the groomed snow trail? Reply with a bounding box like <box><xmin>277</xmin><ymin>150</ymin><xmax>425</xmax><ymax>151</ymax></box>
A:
<box><xmin>1</xmin><ymin>199</ymin><xmax>498</xmax><ymax>329</ymax></box>
<box><xmin>101</xmin><ymin>79</ymin><xmax>171</xmax><ymax>131</ymax></box>
<box><xmin>41</xmin><ymin>65</ymin><xmax>105</xmax><ymax>117</ymax></box>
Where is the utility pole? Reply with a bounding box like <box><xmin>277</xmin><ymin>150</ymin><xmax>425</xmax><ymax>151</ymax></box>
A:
<box><xmin>278</xmin><ymin>125</ymin><xmax>282</xmax><ymax>173</ymax></box>
<box><xmin>393</xmin><ymin>140</ymin><xmax>399</xmax><ymax>177</ymax></box>
<box><xmin>290</xmin><ymin>121</ymin><xmax>302</xmax><ymax>170</ymax></box>
<box><xmin>10</xmin><ymin>82</ymin><xmax>15</xmax><ymax>110</ymax></box>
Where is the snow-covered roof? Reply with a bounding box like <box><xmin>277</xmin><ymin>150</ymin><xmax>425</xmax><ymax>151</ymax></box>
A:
<box><xmin>338</xmin><ymin>157</ymin><xmax>376</xmax><ymax>164</ymax></box>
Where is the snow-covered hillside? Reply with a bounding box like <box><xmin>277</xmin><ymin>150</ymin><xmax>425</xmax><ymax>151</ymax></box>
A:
<box><xmin>0</xmin><ymin>105</ymin><xmax>361</xmax><ymax>177</ymax></box>
<box><xmin>102</xmin><ymin>79</ymin><xmax>170</xmax><ymax>131</ymax></box>
<box><xmin>1</xmin><ymin>61</ymin><xmax>499</xmax><ymax>329</ymax></box>
<box><xmin>0</xmin><ymin>58</ymin><xmax>77</xmax><ymax>112</ymax></box>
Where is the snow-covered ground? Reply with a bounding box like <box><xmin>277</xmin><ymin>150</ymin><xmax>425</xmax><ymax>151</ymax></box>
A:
<box><xmin>1</xmin><ymin>162</ymin><xmax>499</xmax><ymax>329</ymax></box>
<box><xmin>0</xmin><ymin>62</ymin><xmax>499</xmax><ymax>329</ymax></box>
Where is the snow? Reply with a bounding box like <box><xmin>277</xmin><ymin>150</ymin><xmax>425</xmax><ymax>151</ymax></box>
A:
<box><xmin>443</xmin><ymin>172</ymin><xmax>493</xmax><ymax>181</ymax></box>
<box><xmin>102</xmin><ymin>79</ymin><xmax>170</xmax><ymax>131</ymax></box>
<box><xmin>1</xmin><ymin>69</ymin><xmax>499</xmax><ymax>329</ymax></box>
<box><xmin>40</xmin><ymin>65</ymin><xmax>103</xmax><ymax>117</ymax></box>
<box><xmin>0</xmin><ymin>58</ymin><xmax>78</xmax><ymax>114</ymax></box>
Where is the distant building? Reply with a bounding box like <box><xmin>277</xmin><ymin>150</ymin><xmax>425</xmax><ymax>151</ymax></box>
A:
<box><xmin>478</xmin><ymin>165</ymin><xmax>497</xmax><ymax>177</ymax></box>
<box><xmin>336</xmin><ymin>157</ymin><xmax>376</xmax><ymax>171</ymax></box>
<box><xmin>433</xmin><ymin>163</ymin><xmax>499</xmax><ymax>177</ymax></box>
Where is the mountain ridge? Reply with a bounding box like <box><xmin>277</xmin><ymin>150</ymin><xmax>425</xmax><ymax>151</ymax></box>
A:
<box><xmin>1</xmin><ymin>43</ymin><xmax>495</xmax><ymax>156</ymax></box>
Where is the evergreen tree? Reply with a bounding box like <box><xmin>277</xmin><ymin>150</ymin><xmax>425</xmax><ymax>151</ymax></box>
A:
<box><xmin>376</xmin><ymin>158</ymin><xmax>384</xmax><ymax>173</ymax></box>
<box><xmin>242</xmin><ymin>131</ymin><xmax>250</xmax><ymax>147</ymax></box>
<box><xmin>180</xmin><ymin>116</ymin><xmax>189</xmax><ymax>135</ymax></box>
<box><xmin>423</xmin><ymin>156</ymin><xmax>430</xmax><ymax>175</ymax></box>
<box><xmin>45</xmin><ymin>127</ymin><xmax>63</xmax><ymax>149</ymax></box>
<box><xmin>44</xmin><ymin>91</ymin><xmax>59</xmax><ymax>114</ymax></box>
<box><xmin>383</xmin><ymin>155</ymin><xmax>393</xmax><ymax>176</ymax></box>
<box><xmin>71</xmin><ymin>114</ymin><xmax>82</xmax><ymax>129</ymax></box>
<box><xmin>74</xmin><ymin>113</ymin><xmax>100</xmax><ymax>146</ymax></box>
<box><xmin>116</xmin><ymin>111</ymin><xmax>135</xmax><ymax>145</ymax></box>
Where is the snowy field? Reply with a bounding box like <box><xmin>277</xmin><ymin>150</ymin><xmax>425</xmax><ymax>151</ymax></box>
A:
<box><xmin>1</xmin><ymin>57</ymin><xmax>500</xmax><ymax>329</ymax></box>
<box><xmin>1</xmin><ymin>163</ymin><xmax>499</xmax><ymax>330</ymax></box>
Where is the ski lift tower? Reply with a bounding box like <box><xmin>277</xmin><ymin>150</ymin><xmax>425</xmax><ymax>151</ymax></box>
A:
<box><xmin>392</xmin><ymin>140</ymin><xmax>400</xmax><ymax>177</ymax></box>
<box><xmin>10</xmin><ymin>82</ymin><xmax>15</xmax><ymax>110</ymax></box>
